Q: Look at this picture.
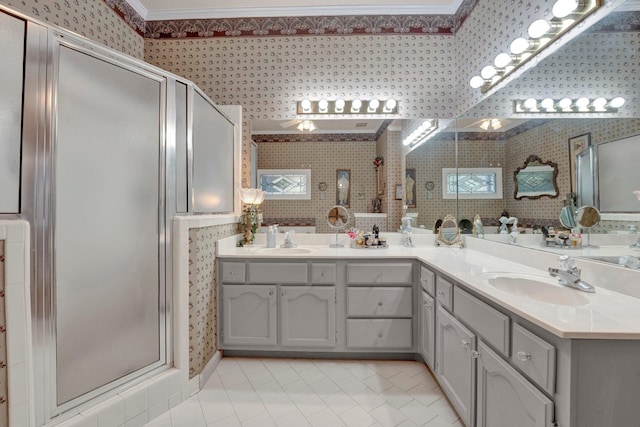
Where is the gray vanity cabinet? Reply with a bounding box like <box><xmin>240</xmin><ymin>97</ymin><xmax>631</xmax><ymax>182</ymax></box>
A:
<box><xmin>436</xmin><ymin>306</ymin><xmax>476</xmax><ymax>427</ymax></box>
<box><xmin>221</xmin><ymin>285</ymin><xmax>278</xmax><ymax>346</ymax></box>
<box><xmin>280</xmin><ymin>286</ymin><xmax>336</xmax><ymax>348</ymax></box>
<box><xmin>476</xmin><ymin>341</ymin><xmax>553</xmax><ymax>427</ymax></box>
<box><xmin>419</xmin><ymin>264</ymin><xmax>436</xmax><ymax>369</ymax></box>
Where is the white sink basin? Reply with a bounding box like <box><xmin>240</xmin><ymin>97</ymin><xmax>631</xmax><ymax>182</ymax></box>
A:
<box><xmin>481</xmin><ymin>273</ymin><xmax>590</xmax><ymax>306</ymax></box>
<box><xmin>255</xmin><ymin>247</ymin><xmax>313</xmax><ymax>255</ymax></box>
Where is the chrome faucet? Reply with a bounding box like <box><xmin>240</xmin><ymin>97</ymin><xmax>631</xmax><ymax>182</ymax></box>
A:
<box><xmin>281</xmin><ymin>231</ymin><xmax>297</xmax><ymax>248</ymax></box>
<box><xmin>548</xmin><ymin>255</ymin><xmax>595</xmax><ymax>293</ymax></box>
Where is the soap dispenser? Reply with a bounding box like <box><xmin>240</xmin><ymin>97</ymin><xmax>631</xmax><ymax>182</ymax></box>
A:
<box><xmin>267</xmin><ymin>224</ymin><xmax>278</xmax><ymax>248</ymax></box>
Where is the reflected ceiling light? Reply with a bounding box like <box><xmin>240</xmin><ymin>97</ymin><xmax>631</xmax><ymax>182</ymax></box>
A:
<box><xmin>514</xmin><ymin>97</ymin><xmax>626</xmax><ymax>114</ymax></box>
<box><xmin>479</xmin><ymin>118</ymin><xmax>503</xmax><ymax>131</ymax></box>
<box><xmin>296</xmin><ymin>98</ymin><xmax>397</xmax><ymax>115</ymax></box>
<box><xmin>297</xmin><ymin>120</ymin><xmax>317</xmax><ymax>132</ymax></box>
<box><xmin>470</xmin><ymin>0</ymin><xmax>601</xmax><ymax>94</ymax></box>
<box><xmin>402</xmin><ymin>119</ymin><xmax>438</xmax><ymax>147</ymax></box>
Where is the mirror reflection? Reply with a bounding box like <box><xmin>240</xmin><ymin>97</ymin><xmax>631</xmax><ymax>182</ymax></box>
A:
<box><xmin>513</xmin><ymin>155</ymin><xmax>559</xmax><ymax>200</ymax></box>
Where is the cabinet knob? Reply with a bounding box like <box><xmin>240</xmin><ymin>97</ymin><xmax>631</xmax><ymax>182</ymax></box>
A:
<box><xmin>378</xmin><ymin>332</ymin><xmax>383</xmax><ymax>338</ymax></box>
<box><xmin>471</xmin><ymin>350</ymin><xmax>481</xmax><ymax>359</ymax></box>
<box><xmin>378</xmin><ymin>301</ymin><xmax>383</xmax><ymax>306</ymax></box>
<box><xmin>516</xmin><ymin>351</ymin><xmax>532</xmax><ymax>362</ymax></box>
<box><xmin>229</xmin><ymin>271</ymin><xmax>233</xmax><ymax>275</ymax></box>
<box><xmin>269</xmin><ymin>290</ymin><xmax>274</xmax><ymax>296</ymax></box>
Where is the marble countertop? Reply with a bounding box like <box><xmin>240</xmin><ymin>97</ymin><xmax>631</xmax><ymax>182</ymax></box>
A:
<box><xmin>217</xmin><ymin>233</ymin><xmax>640</xmax><ymax>340</ymax></box>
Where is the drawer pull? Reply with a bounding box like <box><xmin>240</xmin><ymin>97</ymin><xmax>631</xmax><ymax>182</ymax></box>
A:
<box><xmin>229</xmin><ymin>271</ymin><xmax>233</xmax><ymax>275</ymax></box>
<box><xmin>378</xmin><ymin>332</ymin><xmax>383</xmax><ymax>338</ymax></box>
<box><xmin>517</xmin><ymin>351</ymin><xmax>532</xmax><ymax>362</ymax></box>
<box><xmin>471</xmin><ymin>350</ymin><xmax>481</xmax><ymax>359</ymax></box>
<box><xmin>269</xmin><ymin>290</ymin><xmax>274</xmax><ymax>296</ymax></box>
<box><xmin>378</xmin><ymin>301</ymin><xmax>383</xmax><ymax>306</ymax></box>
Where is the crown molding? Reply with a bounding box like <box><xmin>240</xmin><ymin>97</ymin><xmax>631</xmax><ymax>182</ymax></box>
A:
<box><xmin>143</xmin><ymin>1</ymin><xmax>464</xmax><ymax>21</ymax></box>
<box><xmin>125</xmin><ymin>0</ymin><xmax>149</xmax><ymax>20</ymax></box>
<box><xmin>616</xmin><ymin>0</ymin><xmax>640</xmax><ymax>12</ymax></box>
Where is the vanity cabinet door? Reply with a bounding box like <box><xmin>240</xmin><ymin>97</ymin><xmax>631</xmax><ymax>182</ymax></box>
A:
<box><xmin>222</xmin><ymin>285</ymin><xmax>277</xmax><ymax>346</ymax></box>
<box><xmin>420</xmin><ymin>291</ymin><xmax>436</xmax><ymax>370</ymax></box>
<box><xmin>436</xmin><ymin>306</ymin><xmax>476</xmax><ymax>427</ymax></box>
<box><xmin>477</xmin><ymin>341</ymin><xmax>554</xmax><ymax>427</ymax></box>
<box><xmin>280</xmin><ymin>286</ymin><xmax>336</xmax><ymax>348</ymax></box>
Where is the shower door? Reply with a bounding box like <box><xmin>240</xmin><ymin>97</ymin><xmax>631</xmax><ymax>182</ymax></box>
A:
<box><xmin>22</xmin><ymin>32</ymin><xmax>170</xmax><ymax>419</ymax></box>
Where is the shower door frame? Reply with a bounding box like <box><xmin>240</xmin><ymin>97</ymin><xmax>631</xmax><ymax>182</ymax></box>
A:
<box><xmin>21</xmin><ymin>23</ymin><xmax>174</xmax><ymax>425</ymax></box>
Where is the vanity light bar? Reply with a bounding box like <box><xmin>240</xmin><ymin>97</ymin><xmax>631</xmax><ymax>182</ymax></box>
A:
<box><xmin>297</xmin><ymin>99</ymin><xmax>399</xmax><ymax>115</ymax></box>
<box><xmin>469</xmin><ymin>0</ymin><xmax>602</xmax><ymax>94</ymax></box>
<box><xmin>514</xmin><ymin>97</ymin><xmax>625</xmax><ymax>113</ymax></box>
<box><xmin>402</xmin><ymin>119</ymin><xmax>439</xmax><ymax>147</ymax></box>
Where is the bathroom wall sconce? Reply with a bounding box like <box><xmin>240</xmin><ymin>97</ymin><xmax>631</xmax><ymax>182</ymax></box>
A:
<box><xmin>297</xmin><ymin>98</ymin><xmax>398</xmax><ymax>115</ymax></box>
<box><xmin>469</xmin><ymin>0</ymin><xmax>602</xmax><ymax>93</ymax></box>
<box><xmin>514</xmin><ymin>97</ymin><xmax>625</xmax><ymax>113</ymax></box>
<box><xmin>402</xmin><ymin>119</ymin><xmax>439</xmax><ymax>148</ymax></box>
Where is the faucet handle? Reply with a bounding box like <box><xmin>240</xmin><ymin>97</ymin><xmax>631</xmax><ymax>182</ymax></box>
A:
<box><xmin>558</xmin><ymin>255</ymin><xmax>578</xmax><ymax>272</ymax></box>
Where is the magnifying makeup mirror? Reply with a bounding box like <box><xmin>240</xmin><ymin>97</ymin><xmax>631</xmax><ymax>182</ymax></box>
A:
<box><xmin>327</xmin><ymin>205</ymin><xmax>350</xmax><ymax>248</ymax></box>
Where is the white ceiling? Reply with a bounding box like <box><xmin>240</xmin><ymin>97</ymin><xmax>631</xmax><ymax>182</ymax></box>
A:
<box><xmin>252</xmin><ymin>118</ymin><xmax>390</xmax><ymax>135</ymax></box>
<box><xmin>128</xmin><ymin>0</ymin><xmax>464</xmax><ymax>20</ymax></box>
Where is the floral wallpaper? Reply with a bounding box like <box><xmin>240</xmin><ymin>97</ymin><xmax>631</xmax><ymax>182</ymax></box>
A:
<box><xmin>188</xmin><ymin>223</ymin><xmax>237</xmax><ymax>379</ymax></box>
<box><xmin>0</xmin><ymin>242</ymin><xmax>7</xmax><ymax>424</ymax></box>
<box><xmin>0</xmin><ymin>0</ymin><xmax>145</xmax><ymax>58</ymax></box>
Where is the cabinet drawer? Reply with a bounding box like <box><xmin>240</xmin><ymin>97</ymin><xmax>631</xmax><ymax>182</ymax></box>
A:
<box><xmin>221</xmin><ymin>261</ymin><xmax>246</xmax><ymax>283</ymax></box>
<box><xmin>454</xmin><ymin>287</ymin><xmax>510</xmax><ymax>356</ymax></box>
<box><xmin>347</xmin><ymin>287</ymin><xmax>413</xmax><ymax>317</ymax></box>
<box><xmin>347</xmin><ymin>319</ymin><xmax>412</xmax><ymax>349</ymax></box>
<box><xmin>247</xmin><ymin>262</ymin><xmax>308</xmax><ymax>283</ymax></box>
<box><xmin>420</xmin><ymin>265</ymin><xmax>435</xmax><ymax>296</ymax></box>
<box><xmin>511</xmin><ymin>323</ymin><xmax>556</xmax><ymax>395</ymax></box>
<box><xmin>347</xmin><ymin>263</ymin><xmax>413</xmax><ymax>285</ymax></box>
<box><xmin>311</xmin><ymin>263</ymin><xmax>336</xmax><ymax>284</ymax></box>
<box><xmin>435</xmin><ymin>276</ymin><xmax>453</xmax><ymax>310</ymax></box>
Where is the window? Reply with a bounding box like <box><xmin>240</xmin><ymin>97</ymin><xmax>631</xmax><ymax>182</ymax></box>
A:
<box><xmin>442</xmin><ymin>168</ymin><xmax>503</xmax><ymax>199</ymax></box>
<box><xmin>258</xmin><ymin>169</ymin><xmax>311</xmax><ymax>200</ymax></box>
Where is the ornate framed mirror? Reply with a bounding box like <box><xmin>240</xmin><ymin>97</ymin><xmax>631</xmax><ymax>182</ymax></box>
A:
<box><xmin>435</xmin><ymin>214</ymin><xmax>464</xmax><ymax>247</ymax></box>
<box><xmin>513</xmin><ymin>155</ymin><xmax>559</xmax><ymax>200</ymax></box>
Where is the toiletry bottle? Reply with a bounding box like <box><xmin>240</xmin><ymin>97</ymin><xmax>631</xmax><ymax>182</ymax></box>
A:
<box><xmin>267</xmin><ymin>225</ymin><xmax>277</xmax><ymax>248</ymax></box>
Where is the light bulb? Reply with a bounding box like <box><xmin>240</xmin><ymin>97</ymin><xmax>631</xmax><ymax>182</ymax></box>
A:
<box><xmin>528</xmin><ymin>19</ymin><xmax>551</xmax><ymax>39</ymax></box>
<box><xmin>558</xmin><ymin>97</ymin><xmax>573</xmax><ymax>110</ymax></box>
<box><xmin>469</xmin><ymin>76</ymin><xmax>485</xmax><ymax>89</ymax></box>
<box><xmin>610</xmin><ymin>97</ymin><xmax>625</xmax><ymax>108</ymax></box>
<box><xmin>510</xmin><ymin>38</ymin><xmax>532</xmax><ymax>55</ymax></box>
<box><xmin>552</xmin><ymin>0</ymin><xmax>579</xmax><ymax>18</ymax></box>
<box><xmin>351</xmin><ymin>99</ymin><xmax>362</xmax><ymax>112</ymax></box>
<box><xmin>383</xmin><ymin>99</ymin><xmax>397</xmax><ymax>112</ymax></box>
<box><xmin>524</xmin><ymin>98</ymin><xmax>538</xmax><ymax>110</ymax></box>
<box><xmin>318</xmin><ymin>99</ymin><xmax>329</xmax><ymax>112</ymax></box>
<box><xmin>576</xmin><ymin>97</ymin><xmax>590</xmax><ymax>109</ymax></box>
<box><xmin>541</xmin><ymin>98</ymin><xmax>555</xmax><ymax>111</ymax></box>
<box><xmin>368</xmin><ymin>99</ymin><xmax>380</xmax><ymax>112</ymax></box>
<box><xmin>494</xmin><ymin>53</ymin><xmax>513</xmax><ymax>69</ymax></box>
<box><xmin>481</xmin><ymin>65</ymin><xmax>497</xmax><ymax>80</ymax></box>
<box><xmin>592</xmin><ymin>97</ymin><xmax>607</xmax><ymax>110</ymax></box>
<box><xmin>334</xmin><ymin>98</ymin><xmax>345</xmax><ymax>112</ymax></box>
<box><xmin>300</xmin><ymin>99</ymin><xmax>312</xmax><ymax>112</ymax></box>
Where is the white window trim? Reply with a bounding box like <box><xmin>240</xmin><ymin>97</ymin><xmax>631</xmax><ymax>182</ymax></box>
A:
<box><xmin>258</xmin><ymin>169</ymin><xmax>312</xmax><ymax>200</ymax></box>
<box><xmin>442</xmin><ymin>167</ymin><xmax>503</xmax><ymax>200</ymax></box>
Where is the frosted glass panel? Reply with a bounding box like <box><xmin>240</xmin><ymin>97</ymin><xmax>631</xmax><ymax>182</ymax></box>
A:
<box><xmin>597</xmin><ymin>134</ymin><xmax>640</xmax><ymax>213</ymax></box>
<box><xmin>55</xmin><ymin>46</ymin><xmax>161</xmax><ymax>405</ymax></box>
<box><xmin>0</xmin><ymin>12</ymin><xmax>25</xmax><ymax>213</ymax></box>
<box><xmin>192</xmin><ymin>92</ymin><xmax>235</xmax><ymax>213</ymax></box>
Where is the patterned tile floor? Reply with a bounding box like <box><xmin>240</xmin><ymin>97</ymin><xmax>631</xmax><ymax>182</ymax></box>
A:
<box><xmin>144</xmin><ymin>357</ymin><xmax>462</xmax><ymax>427</ymax></box>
